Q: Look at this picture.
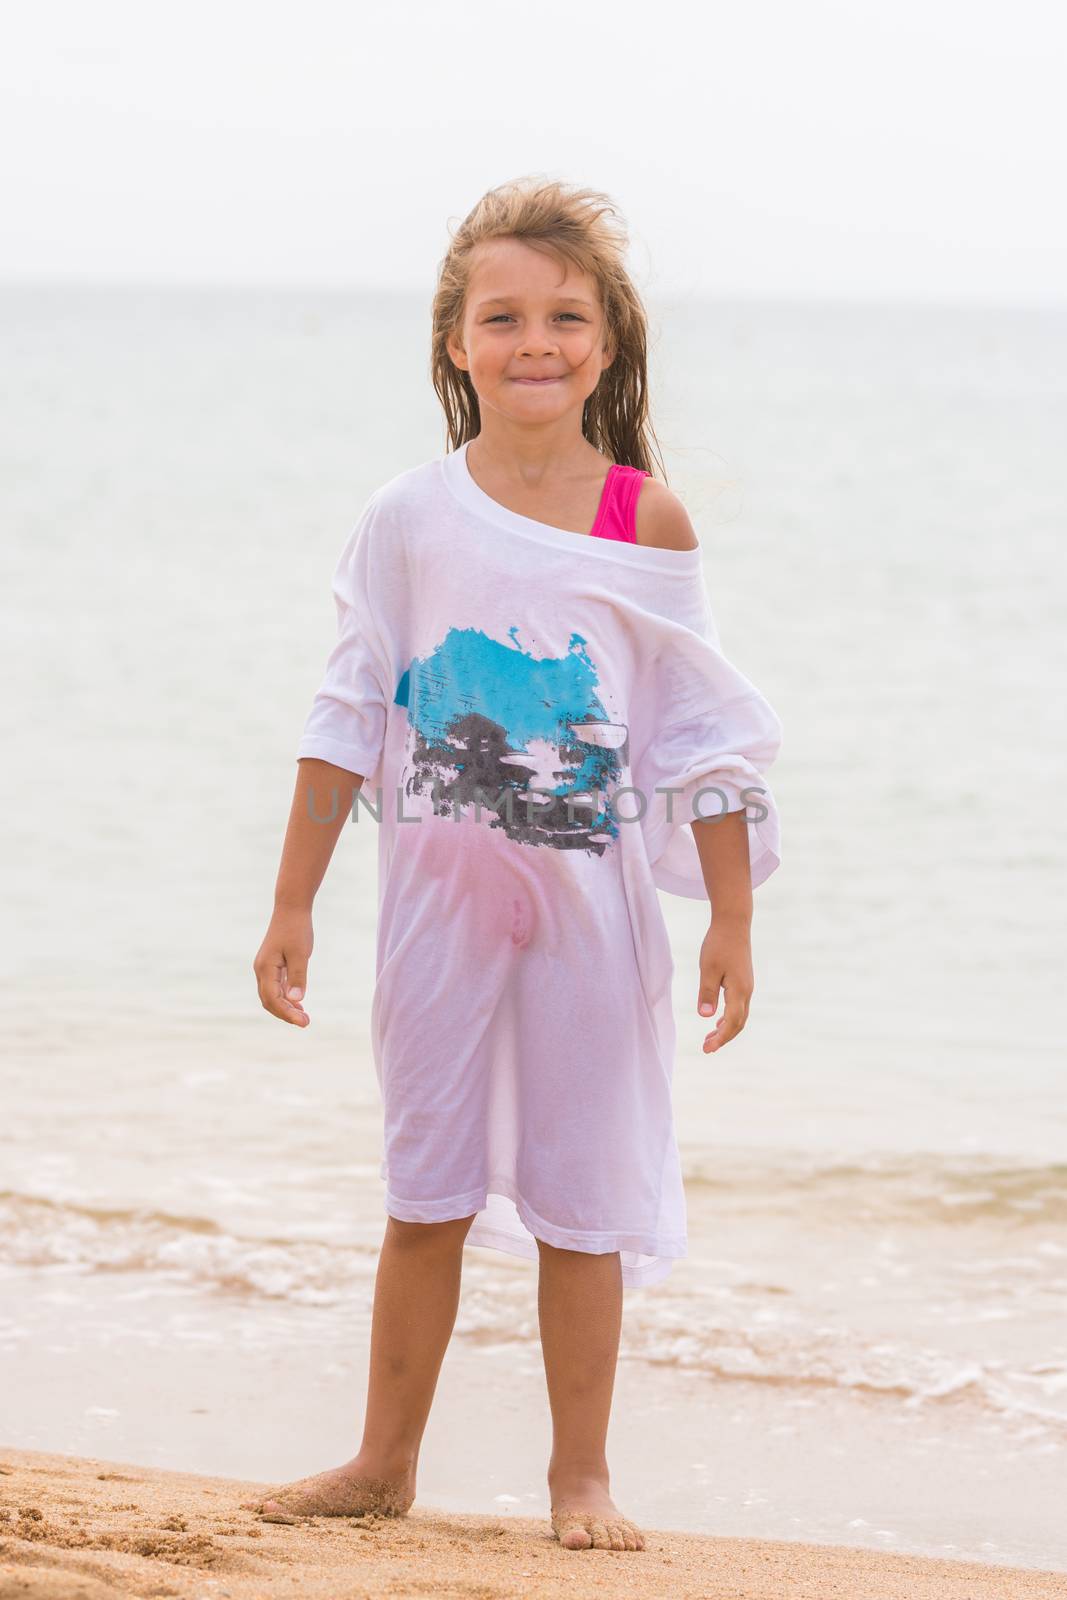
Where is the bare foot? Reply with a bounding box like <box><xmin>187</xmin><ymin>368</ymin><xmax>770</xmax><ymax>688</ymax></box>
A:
<box><xmin>548</xmin><ymin>1470</ymin><xmax>645</xmax><ymax>1552</ymax></box>
<box><xmin>240</xmin><ymin>1453</ymin><xmax>416</xmax><ymax>1520</ymax></box>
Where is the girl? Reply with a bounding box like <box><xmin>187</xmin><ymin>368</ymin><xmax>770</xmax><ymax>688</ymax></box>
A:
<box><xmin>245</xmin><ymin>177</ymin><xmax>782</xmax><ymax>1554</ymax></box>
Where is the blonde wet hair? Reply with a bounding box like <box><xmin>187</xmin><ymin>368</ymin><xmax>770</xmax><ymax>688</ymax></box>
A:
<box><xmin>431</xmin><ymin>175</ymin><xmax>665</xmax><ymax>478</ymax></box>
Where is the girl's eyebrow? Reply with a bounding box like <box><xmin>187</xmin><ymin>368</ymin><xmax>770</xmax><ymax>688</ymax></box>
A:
<box><xmin>475</xmin><ymin>294</ymin><xmax>595</xmax><ymax>309</ymax></box>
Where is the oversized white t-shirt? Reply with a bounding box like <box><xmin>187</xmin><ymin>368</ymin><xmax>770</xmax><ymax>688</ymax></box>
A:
<box><xmin>296</xmin><ymin>440</ymin><xmax>783</xmax><ymax>1287</ymax></box>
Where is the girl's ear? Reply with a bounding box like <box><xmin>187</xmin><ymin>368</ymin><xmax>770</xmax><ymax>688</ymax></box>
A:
<box><xmin>446</xmin><ymin>331</ymin><xmax>468</xmax><ymax>372</ymax></box>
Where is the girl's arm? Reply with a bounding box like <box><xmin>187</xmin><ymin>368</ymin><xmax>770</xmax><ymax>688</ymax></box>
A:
<box><xmin>691</xmin><ymin>811</ymin><xmax>754</xmax><ymax>1055</ymax></box>
<box><xmin>252</xmin><ymin>758</ymin><xmax>366</xmax><ymax>1027</ymax></box>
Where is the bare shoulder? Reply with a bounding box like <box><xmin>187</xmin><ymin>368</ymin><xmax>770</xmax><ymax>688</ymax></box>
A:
<box><xmin>634</xmin><ymin>477</ymin><xmax>700</xmax><ymax>551</ymax></box>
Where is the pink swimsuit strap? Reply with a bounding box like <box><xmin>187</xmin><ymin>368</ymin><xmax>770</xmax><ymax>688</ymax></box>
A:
<box><xmin>589</xmin><ymin>462</ymin><xmax>651</xmax><ymax>544</ymax></box>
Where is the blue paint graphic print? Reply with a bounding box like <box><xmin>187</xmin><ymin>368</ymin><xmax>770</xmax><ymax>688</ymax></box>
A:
<box><xmin>394</xmin><ymin>626</ymin><xmax>629</xmax><ymax>856</ymax></box>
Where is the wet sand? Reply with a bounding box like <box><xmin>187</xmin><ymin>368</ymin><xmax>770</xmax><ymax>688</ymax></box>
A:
<box><xmin>2</xmin><ymin>1446</ymin><xmax>1066</xmax><ymax>1600</ymax></box>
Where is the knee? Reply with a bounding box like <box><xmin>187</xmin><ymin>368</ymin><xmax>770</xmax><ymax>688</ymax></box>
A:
<box><xmin>386</xmin><ymin>1213</ymin><xmax>477</xmax><ymax>1248</ymax></box>
<box><xmin>535</xmin><ymin>1236</ymin><xmax>582</xmax><ymax>1254</ymax></box>
<box><xmin>535</xmin><ymin>1237</ymin><xmax>620</xmax><ymax>1264</ymax></box>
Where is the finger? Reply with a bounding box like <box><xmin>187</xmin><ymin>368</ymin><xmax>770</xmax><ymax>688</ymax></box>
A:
<box><xmin>279</xmin><ymin>969</ymin><xmax>310</xmax><ymax>1025</ymax></box>
<box><xmin>697</xmin><ymin>976</ymin><xmax>721</xmax><ymax>1018</ymax></box>
<box><xmin>704</xmin><ymin>989</ymin><xmax>749</xmax><ymax>1052</ymax></box>
<box><xmin>257</xmin><ymin>959</ymin><xmax>310</xmax><ymax>1027</ymax></box>
<box><xmin>284</xmin><ymin>960</ymin><xmax>308</xmax><ymax>1006</ymax></box>
<box><xmin>705</xmin><ymin>1000</ymin><xmax>747</xmax><ymax>1051</ymax></box>
<box><xmin>275</xmin><ymin>978</ymin><xmax>310</xmax><ymax>1026</ymax></box>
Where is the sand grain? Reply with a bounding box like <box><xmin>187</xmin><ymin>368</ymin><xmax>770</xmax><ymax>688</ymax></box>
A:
<box><xmin>0</xmin><ymin>1446</ymin><xmax>1064</xmax><ymax>1600</ymax></box>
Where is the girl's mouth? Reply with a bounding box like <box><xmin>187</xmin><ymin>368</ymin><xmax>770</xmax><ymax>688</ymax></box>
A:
<box><xmin>512</xmin><ymin>376</ymin><xmax>564</xmax><ymax>385</ymax></box>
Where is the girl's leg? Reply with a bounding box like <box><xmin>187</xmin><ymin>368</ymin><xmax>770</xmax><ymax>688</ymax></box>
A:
<box><xmin>242</xmin><ymin>1213</ymin><xmax>476</xmax><ymax>1517</ymax></box>
<box><xmin>536</xmin><ymin>1239</ymin><xmax>645</xmax><ymax>1552</ymax></box>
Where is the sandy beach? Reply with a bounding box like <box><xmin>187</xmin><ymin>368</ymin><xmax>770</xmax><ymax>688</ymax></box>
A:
<box><xmin>1</xmin><ymin>1447</ymin><xmax>1065</xmax><ymax>1600</ymax></box>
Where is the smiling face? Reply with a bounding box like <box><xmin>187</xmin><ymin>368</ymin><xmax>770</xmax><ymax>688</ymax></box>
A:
<box><xmin>446</xmin><ymin>237</ymin><xmax>614</xmax><ymax>428</ymax></box>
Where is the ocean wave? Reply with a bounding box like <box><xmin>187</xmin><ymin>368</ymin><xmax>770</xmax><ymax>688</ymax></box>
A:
<box><xmin>680</xmin><ymin>1152</ymin><xmax>1067</xmax><ymax>1225</ymax></box>
<box><xmin>3</xmin><ymin>1187</ymin><xmax>1065</xmax><ymax>1442</ymax></box>
<box><xmin>621</xmin><ymin>1304</ymin><xmax>1067</xmax><ymax>1440</ymax></box>
<box><xmin>0</xmin><ymin>1191</ymin><xmax>378</xmax><ymax>1306</ymax></box>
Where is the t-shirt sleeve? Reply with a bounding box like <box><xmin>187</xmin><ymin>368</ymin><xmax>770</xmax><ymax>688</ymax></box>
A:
<box><xmin>295</xmin><ymin>491</ymin><xmax>396</xmax><ymax>783</ymax></box>
<box><xmin>630</xmin><ymin>567</ymin><xmax>783</xmax><ymax>901</ymax></box>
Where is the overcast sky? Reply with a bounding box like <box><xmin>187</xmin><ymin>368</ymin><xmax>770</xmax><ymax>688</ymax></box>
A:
<box><xmin>2</xmin><ymin>0</ymin><xmax>1064</xmax><ymax>305</ymax></box>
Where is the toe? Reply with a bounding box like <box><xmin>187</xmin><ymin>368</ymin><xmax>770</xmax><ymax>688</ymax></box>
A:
<box><xmin>553</xmin><ymin>1514</ymin><xmax>593</xmax><ymax>1550</ymax></box>
<box><xmin>242</xmin><ymin>1487</ymin><xmax>283</xmax><ymax>1513</ymax></box>
<box><xmin>258</xmin><ymin>1497</ymin><xmax>302</xmax><ymax>1519</ymax></box>
<box><xmin>620</xmin><ymin>1522</ymin><xmax>639</xmax><ymax>1551</ymax></box>
<box><xmin>607</xmin><ymin>1522</ymin><xmax>627</xmax><ymax>1550</ymax></box>
<box><xmin>589</xmin><ymin>1518</ymin><xmax>612</xmax><ymax>1550</ymax></box>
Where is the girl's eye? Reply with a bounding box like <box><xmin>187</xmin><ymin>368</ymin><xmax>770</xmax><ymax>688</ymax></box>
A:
<box><xmin>485</xmin><ymin>313</ymin><xmax>585</xmax><ymax>324</ymax></box>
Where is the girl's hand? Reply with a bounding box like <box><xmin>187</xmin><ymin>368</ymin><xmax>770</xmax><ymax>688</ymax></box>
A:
<box><xmin>254</xmin><ymin>906</ymin><xmax>314</xmax><ymax>1027</ymax></box>
<box><xmin>696</xmin><ymin>915</ymin><xmax>753</xmax><ymax>1053</ymax></box>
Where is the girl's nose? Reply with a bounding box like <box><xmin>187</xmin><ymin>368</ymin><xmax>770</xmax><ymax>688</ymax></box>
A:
<box><xmin>516</xmin><ymin>329</ymin><xmax>559</xmax><ymax>357</ymax></box>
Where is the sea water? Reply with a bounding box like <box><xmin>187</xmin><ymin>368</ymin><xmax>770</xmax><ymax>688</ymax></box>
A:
<box><xmin>2</xmin><ymin>284</ymin><xmax>1064</xmax><ymax>1569</ymax></box>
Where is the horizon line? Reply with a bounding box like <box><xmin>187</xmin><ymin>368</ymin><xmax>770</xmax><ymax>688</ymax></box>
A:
<box><xmin>0</xmin><ymin>275</ymin><xmax>1063</xmax><ymax>317</ymax></box>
